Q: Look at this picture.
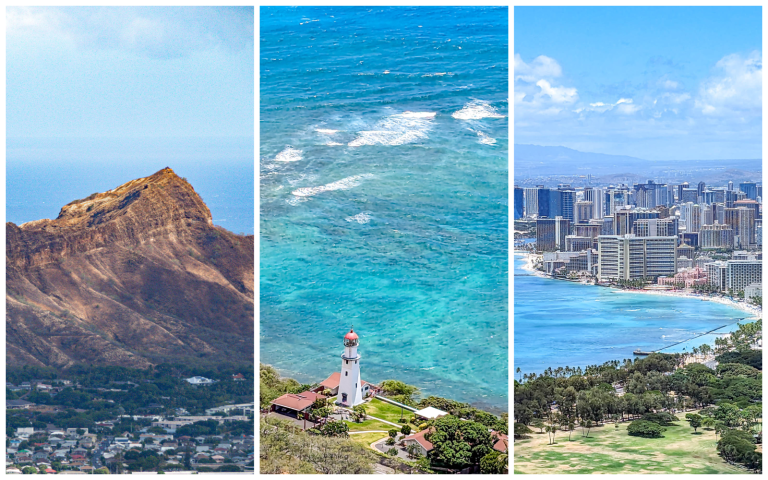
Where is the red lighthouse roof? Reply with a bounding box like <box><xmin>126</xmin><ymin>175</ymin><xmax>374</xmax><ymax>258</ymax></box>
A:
<box><xmin>344</xmin><ymin>328</ymin><xmax>358</xmax><ymax>341</ymax></box>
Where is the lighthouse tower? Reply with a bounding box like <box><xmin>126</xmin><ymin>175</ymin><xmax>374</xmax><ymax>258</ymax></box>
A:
<box><xmin>337</xmin><ymin>327</ymin><xmax>364</xmax><ymax>407</ymax></box>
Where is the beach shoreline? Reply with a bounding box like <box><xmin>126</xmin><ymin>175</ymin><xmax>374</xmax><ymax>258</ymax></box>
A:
<box><xmin>514</xmin><ymin>250</ymin><xmax>762</xmax><ymax>320</ymax></box>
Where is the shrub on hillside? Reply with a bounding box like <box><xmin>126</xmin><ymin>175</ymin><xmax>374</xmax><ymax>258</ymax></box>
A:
<box><xmin>627</xmin><ymin>420</ymin><xmax>665</xmax><ymax>438</ymax></box>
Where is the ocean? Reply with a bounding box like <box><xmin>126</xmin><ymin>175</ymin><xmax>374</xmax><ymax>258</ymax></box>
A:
<box><xmin>260</xmin><ymin>6</ymin><xmax>509</xmax><ymax>413</ymax></box>
<box><xmin>6</xmin><ymin>136</ymin><xmax>254</xmax><ymax>235</ymax></box>
<box><xmin>513</xmin><ymin>253</ymin><xmax>755</xmax><ymax>376</ymax></box>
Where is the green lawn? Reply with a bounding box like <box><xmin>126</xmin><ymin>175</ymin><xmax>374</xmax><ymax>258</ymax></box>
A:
<box><xmin>345</xmin><ymin>418</ymin><xmax>397</xmax><ymax>432</ymax></box>
<box><xmin>349</xmin><ymin>431</ymin><xmax>389</xmax><ymax>447</ymax></box>
<box><xmin>363</xmin><ymin>398</ymin><xmax>411</xmax><ymax>424</ymax></box>
<box><xmin>514</xmin><ymin>412</ymin><xmax>748</xmax><ymax>474</ymax></box>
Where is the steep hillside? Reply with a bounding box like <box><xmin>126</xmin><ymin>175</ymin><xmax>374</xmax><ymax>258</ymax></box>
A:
<box><xmin>6</xmin><ymin>167</ymin><xmax>254</xmax><ymax>368</ymax></box>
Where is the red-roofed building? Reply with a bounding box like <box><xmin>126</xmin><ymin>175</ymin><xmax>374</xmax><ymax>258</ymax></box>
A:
<box><xmin>269</xmin><ymin>391</ymin><xmax>326</xmax><ymax>419</ymax></box>
<box><xmin>315</xmin><ymin>372</ymin><xmax>378</xmax><ymax>398</ymax></box>
<box><xmin>232</xmin><ymin>373</ymin><xmax>245</xmax><ymax>381</ymax></box>
<box><xmin>402</xmin><ymin>428</ymin><xmax>435</xmax><ymax>457</ymax></box>
<box><xmin>492</xmin><ymin>432</ymin><xmax>508</xmax><ymax>453</ymax></box>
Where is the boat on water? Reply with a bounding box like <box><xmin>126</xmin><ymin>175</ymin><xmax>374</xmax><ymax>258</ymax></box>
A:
<box><xmin>633</xmin><ymin>349</ymin><xmax>653</xmax><ymax>356</ymax></box>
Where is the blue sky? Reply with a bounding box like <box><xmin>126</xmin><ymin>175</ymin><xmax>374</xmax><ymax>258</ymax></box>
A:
<box><xmin>7</xmin><ymin>6</ymin><xmax>253</xmax><ymax>143</ymax></box>
<box><xmin>515</xmin><ymin>7</ymin><xmax>762</xmax><ymax>160</ymax></box>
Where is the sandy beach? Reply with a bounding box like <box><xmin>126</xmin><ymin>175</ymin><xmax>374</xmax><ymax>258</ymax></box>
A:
<box><xmin>514</xmin><ymin>250</ymin><xmax>762</xmax><ymax>320</ymax></box>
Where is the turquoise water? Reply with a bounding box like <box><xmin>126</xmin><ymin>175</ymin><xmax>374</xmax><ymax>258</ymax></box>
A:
<box><xmin>260</xmin><ymin>7</ymin><xmax>508</xmax><ymax>413</ymax></box>
<box><xmin>513</xmin><ymin>253</ymin><xmax>755</xmax><ymax>376</ymax></box>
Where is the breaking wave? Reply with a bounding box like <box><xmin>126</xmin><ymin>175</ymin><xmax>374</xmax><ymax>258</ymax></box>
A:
<box><xmin>477</xmin><ymin>131</ymin><xmax>496</xmax><ymax>145</ymax></box>
<box><xmin>274</xmin><ymin>147</ymin><xmax>303</xmax><ymax>162</ymax></box>
<box><xmin>292</xmin><ymin>174</ymin><xmax>374</xmax><ymax>197</ymax></box>
<box><xmin>452</xmin><ymin>100</ymin><xmax>506</xmax><ymax>120</ymax></box>
<box><xmin>345</xmin><ymin>213</ymin><xmax>372</xmax><ymax>224</ymax></box>
<box><xmin>348</xmin><ymin>112</ymin><xmax>436</xmax><ymax>147</ymax></box>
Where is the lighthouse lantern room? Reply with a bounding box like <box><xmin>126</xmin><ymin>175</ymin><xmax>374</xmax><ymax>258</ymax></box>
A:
<box><xmin>337</xmin><ymin>327</ymin><xmax>364</xmax><ymax>407</ymax></box>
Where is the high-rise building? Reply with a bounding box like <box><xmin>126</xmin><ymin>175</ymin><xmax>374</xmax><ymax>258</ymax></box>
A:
<box><xmin>701</xmin><ymin>203</ymin><xmax>713</xmax><ymax>227</ymax></box>
<box><xmin>726</xmin><ymin>260</ymin><xmax>762</xmax><ymax>294</ymax></box>
<box><xmin>575</xmin><ymin>201</ymin><xmax>594</xmax><ymax>223</ymax></box>
<box><xmin>697</xmin><ymin>182</ymin><xmax>706</xmax><ymax>201</ymax></box>
<box><xmin>558</xmin><ymin>185</ymin><xmax>576</xmax><ymax>222</ymax></box>
<box><xmin>524</xmin><ymin>188</ymin><xmax>539</xmax><ymax>218</ymax></box>
<box><xmin>605</xmin><ymin>188</ymin><xmax>628</xmax><ymax>215</ymax></box>
<box><xmin>700</xmin><ymin>224</ymin><xmax>735</xmax><ymax>249</ymax></box>
<box><xmin>537</xmin><ymin>187</ymin><xmax>550</xmax><ymax>218</ymax></box>
<box><xmin>597</xmin><ymin>234</ymin><xmax>677</xmax><ymax>281</ymax></box>
<box><xmin>678</xmin><ymin>182</ymin><xmax>690</xmax><ymax>202</ymax></box>
<box><xmin>734</xmin><ymin>199</ymin><xmax>760</xmax><ymax>220</ymax></box>
<box><xmin>728</xmin><ymin>181</ymin><xmax>734</xmax><ymax>191</ymax></box>
<box><xmin>514</xmin><ymin>186</ymin><xmax>524</xmax><ymax>219</ymax></box>
<box><xmin>634</xmin><ymin>218</ymin><xmax>678</xmax><ymax>237</ymax></box>
<box><xmin>536</xmin><ymin>217</ymin><xmax>570</xmax><ymax>252</ymax></box>
<box><xmin>584</xmin><ymin>187</ymin><xmax>605</xmax><ymax>218</ymax></box>
<box><xmin>565</xmin><ymin>235</ymin><xmax>593</xmax><ymax>252</ymax></box>
<box><xmin>549</xmin><ymin>189</ymin><xmax>563</xmax><ymax>218</ymax></box>
<box><xmin>681</xmin><ymin>189</ymin><xmax>699</xmax><ymax>204</ymax></box>
<box><xmin>739</xmin><ymin>181</ymin><xmax>757</xmax><ymax>200</ymax></box>
<box><xmin>737</xmin><ymin>207</ymin><xmax>756</xmax><ymax>247</ymax></box>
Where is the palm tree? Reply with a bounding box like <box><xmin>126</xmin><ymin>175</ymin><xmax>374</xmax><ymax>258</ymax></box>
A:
<box><xmin>516</xmin><ymin>367</ymin><xmax>521</xmax><ymax>382</ymax></box>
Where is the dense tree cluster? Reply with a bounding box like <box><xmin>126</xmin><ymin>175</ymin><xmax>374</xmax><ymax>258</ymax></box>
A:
<box><xmin>514</xmin><ymin>322</ymin><xmax>762</xmax><ymax>473</ymax></box>
<box><xmin>6</xmin><ymin>363</ymin><xmax>254</xmax><ymax>439</ymax></box>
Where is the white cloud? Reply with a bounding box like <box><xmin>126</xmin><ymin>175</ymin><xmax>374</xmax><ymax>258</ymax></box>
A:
<box><xmin>7</xmin><ymin>6</ymin><xmax>253</xmax><ymax>59</ymax></box>
<box><xmin>514</xmin><ymin>54</ymin><xmax>562</xmax><ymax>82</ymax></box>
<box><xmin>696</xmin><ymin>51</ymin><xmax>762</xmax><ymax>116</ymax></box>
<box><xmin>515</xmin><ymin>54</ymin><xmax>578</xmax><ymax>119</ymax></box>
<box><xmin>581</xmin><ymin>97</ymin><xmax>640</xmax><ymax>115</ymax></box>
<box><xmin>535</xmin><ymin>79</ymin><xmax>578</xmax><ymax>104</ymax></box>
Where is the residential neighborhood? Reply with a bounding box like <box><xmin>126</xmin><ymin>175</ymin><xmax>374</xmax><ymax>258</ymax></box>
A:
<box><xmin>6</xmin><ymin>365</ymin><xmax>254</xmax><ymax>474</ymax></box>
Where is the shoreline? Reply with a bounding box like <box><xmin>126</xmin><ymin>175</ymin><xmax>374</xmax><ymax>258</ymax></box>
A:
<box><xmin>513</xmin><ymin>250</ymin><xmax>762</xmax><ymax>320</ymax></box>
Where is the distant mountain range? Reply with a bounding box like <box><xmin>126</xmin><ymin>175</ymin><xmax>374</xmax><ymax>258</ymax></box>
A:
<box><xmin>514</xmin><ymin>144</ymin><xmax>761</xmax><ymax>187</ymax></box>
<box><xmin>6</xmin><ymin>168</ymin><xmax>254</xmax><ymax>369</ymax></box>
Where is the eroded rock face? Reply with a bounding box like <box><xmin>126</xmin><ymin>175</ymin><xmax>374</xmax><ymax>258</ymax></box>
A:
<box><xmin>6</xmin><ymin>167</ymin><xmax>254</xmax><ymax>368</ymax></box>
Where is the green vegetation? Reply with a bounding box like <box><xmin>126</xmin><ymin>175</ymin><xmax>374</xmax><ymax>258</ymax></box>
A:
<box><xmin>627</xmin><ymin>420</ymin><xmax>665</xmax><ymax>438</ymax></box>
<box><xmin>7</xmin><ymin>363</ymin><xmax>253</xmax><ymax>439</ymax></box>
<box><xmin>514</xmin><ymin>413</ymin><xmax>746</xmax><ymax>474</ymax></box>
<box><xmin>260</xmin><ymin>416</ymin><xmax>377</xmax><ymax>474</ymax></box>
<box><xmin>515</xmin><ymin>321</ymin><xmax>762</xmax><ymax>474</ymax></box>
<box><xmin>260</xmin><ymin>364</ymin><xmax>311</xmax><ymax>408</ymax></box>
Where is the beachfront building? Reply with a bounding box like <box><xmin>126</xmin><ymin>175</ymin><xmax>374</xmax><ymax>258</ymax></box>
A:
<box><xmin>337</xmin><ymin>328</ymin><xmax>364</xmax><ymax>407</ymax></box>
<box><xmin>745</xmin><ymin>283</ymin><xmax>762</xmax><ymax>302</ymax></box>
<box><xmin>597</xmin><ymin>234</ymin><xmax>677</xmax><ymax>282</ymax></box>
<box><xmin>536</xmin><ymin>217</ymin><xmax>569</xmax><ymax>252</ymax></box>
<box><xmin>565</xmin><ymin>235</ymin><xmax>593</xmax><ymax>252</ymax></box>
<box><xmin>705</xmin><ymin>261</ymin><xmax>728</xmax><ymax>291</ymax></box>
<box><xmin>726</xmin><ymin>260</ymin><xmax>762</xmax><ymax>294</ymax></box>
<box><xmin>657</xmin><ymin>267</ymin><xmax>708</xmax><ymax>288</ymax></box>
<box><xmin>542</xmin><ymin>250</ymin><xmax>597</xmax><ymax>276</ymax></box>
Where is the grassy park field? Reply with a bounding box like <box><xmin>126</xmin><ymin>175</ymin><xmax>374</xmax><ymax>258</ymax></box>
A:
<box><xmin>514</xmin><ymin>412</ymin><xmax>747</xmax><ymax>474</ymax></box>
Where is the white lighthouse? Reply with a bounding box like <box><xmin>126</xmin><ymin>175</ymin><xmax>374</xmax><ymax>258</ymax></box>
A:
<box><xmin>337</xmin><ymin>327</ymin><xmax>364</xmax><ymax>407</ymax></box>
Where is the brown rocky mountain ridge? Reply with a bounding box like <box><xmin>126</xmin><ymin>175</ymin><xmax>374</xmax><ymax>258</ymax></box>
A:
<box><xmin>7</xmin><ymin>167</ymin><xmax>254</xmax><ymax>369</ymax></box>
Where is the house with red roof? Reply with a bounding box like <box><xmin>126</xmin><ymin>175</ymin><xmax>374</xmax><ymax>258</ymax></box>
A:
<box><xmin>269</xmin><ymin>391</ymin><xmax>326</xmax><ymax>419</ymax></box>
<box><xmin>492</xmin><ymin>432</ymin><xmax>508</xmax><ymax>453</ymax></box>
<box><xmin>402</xmin><ymin>428</ymin><xmax>435</xmax><ymax>457</ymax></box>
